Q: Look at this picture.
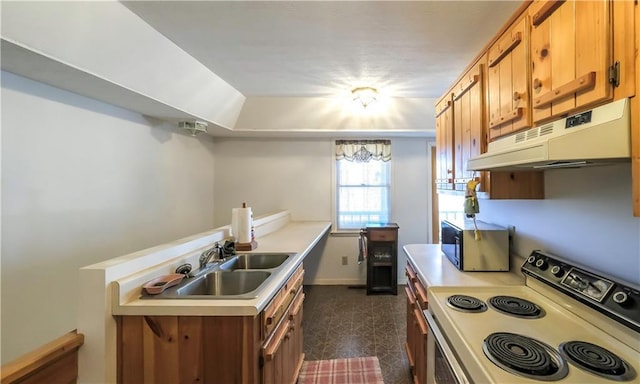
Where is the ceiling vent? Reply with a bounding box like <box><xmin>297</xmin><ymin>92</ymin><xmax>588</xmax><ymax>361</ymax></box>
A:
<box><xmin>178</xmin><ymin>121</ymin><xmax>208</xmax><ymax>136</ymax></box>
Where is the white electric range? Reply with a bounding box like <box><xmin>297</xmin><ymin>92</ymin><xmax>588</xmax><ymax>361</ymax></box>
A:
<box><xmin>426</xmin><ymin>250</ymin><xmax>640</xmax><ymax>383</ymax></box>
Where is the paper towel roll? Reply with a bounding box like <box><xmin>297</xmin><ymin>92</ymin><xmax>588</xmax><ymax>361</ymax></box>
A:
<box><xmin>232</xmin><ymin>206</ymin><xmax>252</xmax><ymax>243</ymax></box>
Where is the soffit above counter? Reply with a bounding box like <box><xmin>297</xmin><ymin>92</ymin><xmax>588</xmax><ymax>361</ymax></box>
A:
<box><xmin>1</xmin><ymin>1</ymin><xmax>244</xmax><ymax>133</ymax></box>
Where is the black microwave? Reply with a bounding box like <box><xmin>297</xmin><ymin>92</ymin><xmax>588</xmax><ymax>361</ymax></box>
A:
<box><xmin>440</xmin><ymin>220</ymin><xmax>509</xmax><ymax>271</ymax></box>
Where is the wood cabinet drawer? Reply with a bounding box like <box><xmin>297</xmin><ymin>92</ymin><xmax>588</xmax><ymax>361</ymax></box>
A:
<box><xmin>262</xmin><ymin>264</ymin><xmax>304</xmax><ymax>339</ymax></box>
<box><xmin>368</xmin><ymin>229</ymin><xmax>397</xmax><ymax>242</ymax></box>
<box><xmin>405</xmin><ymin>263</ymin><xmax>428</xmax><ymax>310</ymax></box>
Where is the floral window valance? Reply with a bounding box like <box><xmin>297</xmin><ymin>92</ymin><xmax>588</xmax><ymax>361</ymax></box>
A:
<box><xmin>335</xmin><ymin>140</ymin><xmax>391</xmax><ymax>163</ymax></box>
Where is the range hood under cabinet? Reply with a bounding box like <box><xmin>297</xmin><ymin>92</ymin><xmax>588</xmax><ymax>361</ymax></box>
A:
<box><xmin>467</xmin><ymin>98</ymin><xmax>631</xmax><ymax>171</ymax></box>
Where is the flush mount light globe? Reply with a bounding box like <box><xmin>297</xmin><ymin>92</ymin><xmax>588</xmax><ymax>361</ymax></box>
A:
<box><xmin>351</xmin><ymin>87</ymin><xmax>378</xmax><ymax>108</ymax></box>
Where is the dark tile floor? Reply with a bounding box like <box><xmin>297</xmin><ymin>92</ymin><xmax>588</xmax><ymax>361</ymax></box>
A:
<box><xmin>302</xmin><ymin>285</ymin><xmax>412</xmax><ymax>384</ymax></box>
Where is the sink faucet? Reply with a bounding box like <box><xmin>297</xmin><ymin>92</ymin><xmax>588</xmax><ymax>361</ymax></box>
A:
<box><xmin>199</xmin><ymin>242</ymin><xmax>222</xmax><ymax>269</ymax></box>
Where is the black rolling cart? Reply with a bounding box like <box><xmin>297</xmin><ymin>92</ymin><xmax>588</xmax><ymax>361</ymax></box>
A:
<box><xmin>364</xmin><ymin>223</ymin><xmax>399</xmax><ymax>295</ymax></box>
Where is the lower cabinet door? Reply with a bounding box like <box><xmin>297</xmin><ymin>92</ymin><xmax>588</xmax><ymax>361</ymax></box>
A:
<box><xmin>405</xmin><ymin>287</ymin><xmax>417</xmax><ymax>376</ymax></box>
<box><xmin>289</xmin><ymin>291</ymin><xmax>305</xmax><ymax>378</ymax></box>
<box><xmin>414</xmin><ymin>308</ymin><xmax>429</xmax><ymax>384</ymax></box>
<box><xmin>262</xmin><ymin>289</ymin><xmax>305</xmax><ymax>384</ymax></box>
<box><xmin>262</xmin><ymin>317</ymin><xmax>291</xmax><ymax>384</ymax></box>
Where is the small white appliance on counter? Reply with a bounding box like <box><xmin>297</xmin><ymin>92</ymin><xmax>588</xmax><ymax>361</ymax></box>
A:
<box><xmin>425</xmin><ymin>250</ymin><xmax>640</xmax><ymax>383</ymax></box>
<box><xmin>440</xmin><ymin>219</ymin><xmax>509</xmax><ymax>271</ymax></box>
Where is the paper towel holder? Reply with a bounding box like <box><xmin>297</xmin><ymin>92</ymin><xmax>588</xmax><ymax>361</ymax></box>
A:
<box><xmin>234</xmin><ymin>202</ymin><xmax>258</xmax><ymax>251</ymax></box>
<box><xmin>236</xmin><ymin>239</ymin><xmax>258</xmax><ymax>251</ymax></box>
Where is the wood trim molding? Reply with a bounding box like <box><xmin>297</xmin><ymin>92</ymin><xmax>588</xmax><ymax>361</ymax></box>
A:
<box><xmin>531</xmin><ymin>0</ymin><xmax>566</xmax><ymax>26</ymax></box>
<box><xmin>489</xmin><ymin>107</ymin><xmax>524</xmax><ymax>128</ymax></box>
<box><xmin>488</xmin><ymin>31</ymin><xmax>523</xmax><ymax>68</ymax></box>
<box><xmin>435</xmin><ymin>99</ymin><xmax>452</xmax><ymax>118</ymax></box>
<box><xmin>1</xmin><ymin>330</ymin><xmax>84</xmax><ymax>384</ymax></box>
<box><xmin>453</xmin><ymin>75</ymin><xmax>480</xmax><ymax>101</ymax></box>
<box><xmin>533</xmin><ymin>72</ymin><xmax>596</xmax><ymax>108</ymax></box>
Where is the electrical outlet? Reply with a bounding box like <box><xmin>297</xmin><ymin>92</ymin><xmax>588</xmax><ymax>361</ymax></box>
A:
<box><xmin>341</xmin><ymin>256</ymin><xmax>348</xmax><ymax>265</ymax></box>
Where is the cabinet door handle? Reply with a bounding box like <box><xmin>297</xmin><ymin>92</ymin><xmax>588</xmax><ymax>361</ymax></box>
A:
<box><xmin>533</xmin><ymin>72</ymin><xmax>596</xmax><ymax>108</ymax></box>
<box><xmin>488</xmin><ymin>31</ymin><xmax>522</xmax><ymax>68</ymax></box>
<box><xmin>415</xmin><ymin>282</ymin><xmax>428</xmax><ymax>309</ymax></box>
<box><xmin>267</xmin><ymin>304</ymin><xmax>284</xmax><ymax>325</ymax></box>
<box><xmin>264</xmin><ymin>320</ymin><xmax>291</xmax><ymax>360</ymax></box>
<box><xmin>414</xmin><ymin>308</ymin><xmax>428</xmax><ymax>338</ymax></box>
<box><xmin>289</xmin><ymin>292</ymin><xmax>304</xmax><ymax>319</ymax></box>
<box><xmin>489</xmin><ymin>107</ymin><xmax>524</xmax><ymax>128</ymax></box>
<box><xmin>405</xmin><ymin>286</ymin><xmax>417</xmax><ymax>310</ymax></box>
<box><xmin>532</xmin><ymin>0</ymin><xmax>565</xmax><ymax>26</ymax></box>
<box><xmin>533</xmin><ymin>78</ymin><xmax>543</xmax><ymax>91</ymax></box>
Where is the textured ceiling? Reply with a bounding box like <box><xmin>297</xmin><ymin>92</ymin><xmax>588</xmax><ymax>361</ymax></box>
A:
<box><xmin>123</xmin><ymin>1</ymin><xmax>522</xmax><ymax>99</ymax></box>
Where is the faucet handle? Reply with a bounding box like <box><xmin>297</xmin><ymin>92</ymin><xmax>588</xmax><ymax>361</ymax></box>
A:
<box><xmin>175</xmin><ymin>263</ymin><xmax>192</xmax><ymax>276</ymax></box>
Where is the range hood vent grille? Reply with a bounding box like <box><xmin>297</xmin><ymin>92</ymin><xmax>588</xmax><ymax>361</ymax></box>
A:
<box><xmin>514</xmin><ymin>123</ymin><xmax>555</xmax><ymax>144</ymax></box>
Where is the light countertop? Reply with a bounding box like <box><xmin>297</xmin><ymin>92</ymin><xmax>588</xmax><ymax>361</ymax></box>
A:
<box><xmin>403</xmin><ymin>244</ymin><xmax>525</xmax><ymax>289</ymax></box>
<box><xmin>112</xmin><ymin>220</ymin><xmax>331</xmax><ymax>317</ymax></box>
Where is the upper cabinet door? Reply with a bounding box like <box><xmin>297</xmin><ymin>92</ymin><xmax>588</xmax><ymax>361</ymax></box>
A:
<box><xmin>452</xmin><ymin>59</ymin><xmax>484</xmax><ymax>191</ymax></box>
<box><xmin>435</xmin><ymin>96</ymin><xmax>454</xmax><ymax>190</ymax></box>
<box><xmin>529</xmin><ymin>0</ymin><xmax>612</xmax><ymax>123</ymax></box>
<box><xmin>487</xmin><ymin>16</ymin><xmax>531</xmax><ymax>141</ymax></box>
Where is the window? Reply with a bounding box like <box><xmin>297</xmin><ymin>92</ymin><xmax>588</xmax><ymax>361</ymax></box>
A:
<box><xmin>334</xmin><ymin>140</ymin><xmax>391</xmax><ymax>230</ymax></box>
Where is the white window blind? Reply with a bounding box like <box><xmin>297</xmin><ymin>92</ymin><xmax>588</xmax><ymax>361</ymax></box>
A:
<box><xmin>335</xmin><ymin>140</ymin><xmax>391</xmax><ymax>230</ymax></box>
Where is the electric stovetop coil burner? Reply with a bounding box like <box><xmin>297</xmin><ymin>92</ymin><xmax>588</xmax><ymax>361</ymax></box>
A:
<box><xmin>446</xmin><ymin>295</ymin><xmax>487</xmax><ymax>313</ymax></box>
<box><xmin>559</xmin><ymin>341</ymin><xmax>637</xmax><ymax>381</ymax></box>
<box><xmin>483</xmin><ymin>332</ymin><xmax>569</xmax><ymax>381</ymax></box>
<box><xmin>488</xmin><ymin>295</ymin><xmax>545</xmax><ymax>318</ymax></box>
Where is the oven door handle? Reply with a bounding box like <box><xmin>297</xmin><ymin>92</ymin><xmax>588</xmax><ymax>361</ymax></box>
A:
<box><xmin>424</xmin><ymin>310</ymin><xmax>471</xmax><ymax>384</ymax></box>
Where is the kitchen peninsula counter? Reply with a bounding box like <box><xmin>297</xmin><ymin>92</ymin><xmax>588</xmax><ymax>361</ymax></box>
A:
<box><xmin>77</xmin><ymin>211</ymin><xmax>330</xmax><ymax>383</ymax></box>
<box><xmin>112</xmin><ymin>220</ymin><xmax>331</xmax><ymax>316</ymax></box>
<box><xmin>403</xmin><ymin>244</ymin><xmax>525</xmax><ymax>289</ymax></box>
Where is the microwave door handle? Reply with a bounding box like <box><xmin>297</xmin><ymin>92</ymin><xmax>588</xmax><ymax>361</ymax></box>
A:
<box><xmin>425</xmin><ymin>312</ymin><xmax>471</xmax><ymax>384</ymax></box>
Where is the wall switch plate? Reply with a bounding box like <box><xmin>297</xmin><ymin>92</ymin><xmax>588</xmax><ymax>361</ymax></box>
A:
<box><xmin>342</xmin><ymin>256</ymin><xmax>348</xmax><ymax>265</ymax></box>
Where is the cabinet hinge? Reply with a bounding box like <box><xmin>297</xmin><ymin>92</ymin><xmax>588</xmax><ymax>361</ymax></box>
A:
<box><xmin>608</xmin><ymin>62</ymin><xmax>620</xmax><ymax>88</ymax></box>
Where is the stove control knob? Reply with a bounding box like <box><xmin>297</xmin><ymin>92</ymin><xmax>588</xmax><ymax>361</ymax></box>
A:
<box><xmin>527</xmin><ymin>256</ymin><xmax>537</xmax><ymax>264</ymax></box>
<box><xmin>551</xmin><ymin>265</ymin><xmax>564</xmax><ymax>277</ymax></box>
<box><xmin>613</xmin><ymin>291</ymin><xmax>629</xmax><ymax>305</ymax></box>
<box><xmin>535</xmin><ymin>258</ymin><xmax>548</xmax><ymax>270</ymax></box>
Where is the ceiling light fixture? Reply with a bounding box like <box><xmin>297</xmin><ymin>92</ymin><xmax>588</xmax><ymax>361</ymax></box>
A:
<box><xmin>352</xmin><ymin>86</ymin><xmax>378</xmax><ymax>108</ymax></box>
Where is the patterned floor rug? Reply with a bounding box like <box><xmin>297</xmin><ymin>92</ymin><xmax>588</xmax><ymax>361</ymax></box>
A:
<box><xmin>297</xmin><ymin>356</ymin><xmax>385</xmax><ymax>384</ymax></box>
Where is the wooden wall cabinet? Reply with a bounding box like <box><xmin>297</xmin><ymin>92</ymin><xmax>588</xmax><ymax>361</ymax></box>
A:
<box><xmin>452</xmin><ymin>59</ymin><xmax>485</xmax><ymax>192</ymax></box>
<box><xmin>435</xmin><ymin>97</ymin><xmax>454</xmax><ymax>190</ymax></box>
<box><xmin>487</xmin><ymin>16</ymin><xmax>532</xmax><ymax>140</ymax></box>
<box><xmin>435</xmin><ymin>54</ymin><xmax>544</xmax><ymax>199</ymax></box>
<box><xmin>117</xmin><ymin>264</ymin><xmax>305</xmax><ymax>384</ymax></box>
<box><xmin>404</xmin><ymin>263</ymin><xmax>428</xmax><ymax>384</ymax></box>
<box><xmin>436</xmin><ymin>0</ymin><xmax>636</xmax><ymax>211</ymax></box>
<box><xmin>529</xmin><ymin>0</ymin><xmax>612</xmax><ymax>123</ymax></box>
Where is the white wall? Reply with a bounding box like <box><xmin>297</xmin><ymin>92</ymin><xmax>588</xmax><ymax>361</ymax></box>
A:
<box><xmin>478</xmin><ymin>164</ymin><xmax>640</xmax><ymax>285</ymax></box>
<box><xmin>212</xmin><ymin>137</ymin><xmax>432</xmax><ymax>285</ymax></box>
<box><xmin>1</xmin><ymin>72</ymin><xmax>217</xmax><ymax>363</ymax></box>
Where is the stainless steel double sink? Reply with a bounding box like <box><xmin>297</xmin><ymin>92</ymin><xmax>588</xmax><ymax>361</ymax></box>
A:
<box><xmin>141</xmin><ymin>253</ymin><xmax>294</xmax><ymax>300</ymax></box>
